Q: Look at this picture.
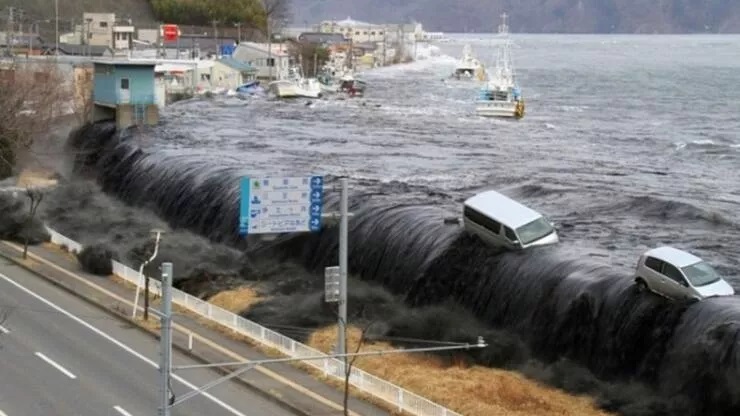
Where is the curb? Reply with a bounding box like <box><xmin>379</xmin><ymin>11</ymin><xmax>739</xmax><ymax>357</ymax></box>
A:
<box><xmin>0</xmin><ymin>249</ymin><xmax>314</xmax><ymax>416</ymax></box>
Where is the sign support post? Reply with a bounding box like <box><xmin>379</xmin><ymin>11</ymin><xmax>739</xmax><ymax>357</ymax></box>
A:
<box><xmin>337</xmin><ymin>177</ymin><xmax>348</xmax><ymax>365</ymax></box>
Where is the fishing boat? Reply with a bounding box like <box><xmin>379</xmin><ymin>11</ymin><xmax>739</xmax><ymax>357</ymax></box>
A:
<box><xmin>268</xmin><ymin>66</ymin><xmax>322</xmax><ymax>99</ymax></box>
<box><xmin>475</xmin><ymin>13</ymin><xmax>525</xmax><ymax>119</ymax></box>
<box><xmin>453</xmin><ymin>44</ymin><xmax>481</xmax><ymax>79</ymax></box>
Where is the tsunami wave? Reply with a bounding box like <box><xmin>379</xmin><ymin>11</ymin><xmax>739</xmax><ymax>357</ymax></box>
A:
<box><xmin>68</xmin><ymin>122</ymin><xmax>740</xmax><ymax>415</ymax></box>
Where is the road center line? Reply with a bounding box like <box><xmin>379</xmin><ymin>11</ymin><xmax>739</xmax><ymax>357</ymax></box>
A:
<box><xmin>34</xmin><ymin>352</ymin><xmax>77</xmax><ymax>379</ymax></box>
<box><xmin>0</xmin><ymin>272</ymin><xmax>248</xmax><ymax>416</ymax></box>
<box><xmin>113</xmin><ymin>405</ymin><xmax>134</xmax><ymax>416</ymax></box>
<box><xmin>0</xmin><ymin>324</ymin><xmax>9</xmax><ymax>334</ymax></box>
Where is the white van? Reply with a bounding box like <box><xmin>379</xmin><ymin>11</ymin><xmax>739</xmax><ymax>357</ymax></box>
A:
<box><xmin>463</xmin><ymin>190</ymin><xmax>559</xmax><ymax>250</ymax></box>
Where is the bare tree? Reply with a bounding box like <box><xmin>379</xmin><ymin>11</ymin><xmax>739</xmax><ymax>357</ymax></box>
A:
<box><xmin>72</xmin><ymin>65</ymin><xmax>94</xmax><ymax>125</ymax></box>
<box><xmin>22</xmin><ymin>187</ymin><xmax>44</xmax><ymax>260</ymax></box>
<box><xmin>0</xmin><ymin>61</ymin><xmax>69</xmax><ymax>179</ymax></box>
<box><xmin>261</xmin><ymin>0</ymin><xmax>292</xmax><ymax>36</ymax></box>
<box><xmin>342</xmin><ymin>319</ymin><xmax>375</xmax><ymax>416</ymax></box>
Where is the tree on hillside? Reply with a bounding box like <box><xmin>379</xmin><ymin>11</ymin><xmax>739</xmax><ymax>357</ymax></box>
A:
<box><xmin>0</xmin><ymin>62</ymin><xmax>68</xmax><ymax>180</ymax></box>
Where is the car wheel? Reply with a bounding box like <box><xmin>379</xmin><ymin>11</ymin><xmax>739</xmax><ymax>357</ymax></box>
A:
<box><xmin>635</xmin><ymin>278</ymin><xmax>648</xmax><ymax>292</ymax></box>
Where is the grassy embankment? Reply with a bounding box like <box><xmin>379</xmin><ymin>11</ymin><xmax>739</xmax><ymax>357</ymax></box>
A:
<box><xmin>209</xmin><ymin>286</ymin><xmax>612</xmax><ymax>416</ymax></box>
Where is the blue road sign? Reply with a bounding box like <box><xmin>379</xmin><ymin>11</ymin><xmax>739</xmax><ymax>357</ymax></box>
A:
<box><xmin>239</xmin><ymin>176</ymin><xmax>324</xmax><ymax>235</ymax></box>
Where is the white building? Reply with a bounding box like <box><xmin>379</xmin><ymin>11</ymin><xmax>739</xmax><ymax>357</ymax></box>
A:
<box><xmin>232</xmin><ymin>42</ymin><xmax>293</xmax><ymax>80</ymax></box>
<box><xmin>82</xmin><ymin>13</ymin><xmax>115</xmax><ymax>47</ymax></box>
<box><xmin>318</xmin><ymin>17</ymin><xmax>428</xmax><ymax>43</ymax></box>
<box><xmin>113</xmin><ymin>25</ymin><xmax>135</xmax><ymax>51</ymax></box>
<box><xmin>319</xmin><ymin>17</ymin><xmax>386</xmax><ymax>43</ymax></box>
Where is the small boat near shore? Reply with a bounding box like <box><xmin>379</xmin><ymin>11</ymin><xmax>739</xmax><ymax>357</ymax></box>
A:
<box><xmin>268</xmin><ymin>66</ymin><xmax>322</xmax><ymax>99</ymax></box>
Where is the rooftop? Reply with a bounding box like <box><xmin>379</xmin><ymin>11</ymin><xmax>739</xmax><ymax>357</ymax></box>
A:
<box><xmin>235</xmin><ymin>42</ymin><xmax>290</xmax><ymax>57</ymax></box>
<box><xmin>644</xmin><ymin>247</ymin><xmax>703</xmax><ymax>268</ymax></box>
<box><xmin>464</xmin><ymin>190</ymin><xmax>543</xmax><ymax>228</ymax></box>
<box><xmin>323</xmin><ymin>17</ymin><xmax>384</xmax><ymax>29</ymax></box>
<box><xmin>93</xmin><ymin>59</ymin><xmax>157</xmax><ymax>67</ymax></box>
<box><xmin>218</xmin><ymin>57</ymin><xmax>257</xmax><ymax>72</ymax></box>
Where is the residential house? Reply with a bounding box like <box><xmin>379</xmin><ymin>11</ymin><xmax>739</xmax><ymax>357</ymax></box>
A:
<box><xmin>210</xmin><ymin>58</ymin><xmax>257</xmax><ymax>90</ymax></box>
<box><xmin>232</xmin><ymin>42</ymin><xmax>293</xmax><ymax>80</ymax></box>
<box><xmin>83</xmin><ymin>13</ymin><xmax>116</xmax><ymax>47</ymax></box>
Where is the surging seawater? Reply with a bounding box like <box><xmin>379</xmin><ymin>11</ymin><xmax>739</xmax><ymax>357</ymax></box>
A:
<box><xmin>65</xmin><ymin>121</ymin><xmax>740</xmax><ymax>415</ymax></box>
<box><xmin>57</xmin><ymin>35</ymin><xmax>740</xmax><ymax>415</ymax></box>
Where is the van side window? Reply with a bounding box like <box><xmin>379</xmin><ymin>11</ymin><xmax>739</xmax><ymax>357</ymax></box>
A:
<box><xmin>504</xmin><ymin>227</ymin><xmax>517</xmax><ymax>241</ymax></box>
<box><xmin>644</xmin><ymin>257</ymin><xmax>662</xmax><ymax>272</ymax></box>
<box><xmin>661</xmin><ymin>263</ymin><xmax>686</xmax><ymax>285</ymax></box>
<box><xmin>464</xmin><ymin>206</ymin><xmax>501</xmax><ymax>234</ymax></box>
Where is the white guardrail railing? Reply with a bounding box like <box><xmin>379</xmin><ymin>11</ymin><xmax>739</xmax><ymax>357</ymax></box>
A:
<box><xmin>46</xmin><ymin>228</ymin><xmax>461</xmax><ymax>416</ymax></box>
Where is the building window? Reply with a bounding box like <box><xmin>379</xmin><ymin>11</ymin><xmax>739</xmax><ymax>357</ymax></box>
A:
<box><xmin>379</xmin><ymin>31</ymin><xmax>384</xmax><ymax>35</ymax></box>
<box><xmin>371</xmin><ymin>31</ymin><xmax>375</xmax><ymax>35</ymax></box>
<box><xmin>120</xmin><ymin>78</ymin><xmax>129</xmax><ymax>89</ymax></box>
<box><xmin>100</xmin><ymin>22</ymin><xmax>108</xmax><ymax>28</ymax></box>
<box><xmin>88</xmin><ymin>33</ymin><xmax>93</xmax><ymax>39</ymax></box>
<box><xmin>355</xmin><ymin>31</ymin><xmax>360</xmax><ymax>35</ymax></box>
<box><xmin>267</xmin><ymin>58</ymin><xmax>275</xmax><ymax>67</ymax></box>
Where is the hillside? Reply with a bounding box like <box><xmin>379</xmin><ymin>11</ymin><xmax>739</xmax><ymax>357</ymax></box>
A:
<box><xmin>291</xmin><ymin>0</ymin><xmax>740</xmax><ymax>33</ymax></box>
<box><xmin>0</xmin><ymin>0</ymin><xmax>157</xmax><ymax>31</ymax></box>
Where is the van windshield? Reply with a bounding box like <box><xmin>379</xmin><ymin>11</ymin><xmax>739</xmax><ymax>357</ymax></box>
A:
<box><xmin>681</xmin><ymin>262</ymin><xmax>721</xmax><ymax>287</ymax></box>
<box><xmin>516</xmin><ymin>217</ymin><xmax>554</xmax><ymax>245</ymax></box>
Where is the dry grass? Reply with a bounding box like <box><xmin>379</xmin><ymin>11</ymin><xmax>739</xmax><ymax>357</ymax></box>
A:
<box><xmin>309</xmin><ymin>326</ymin><xmax>612</xmax><ymax>416</ymax></box>
<box><xmin>42</xmin><ymin>242</ymin><xmax>80</xmax><ymax>263</ymax></box>
<box><xmin>16</xmin><ymin>169</ymin><xmax>58</xmax><ymax>189</ymax></box>
<box><xmin>207</xmin><ymin>286</ymin><xmax>262</xmax><ymax>313</ymax></box>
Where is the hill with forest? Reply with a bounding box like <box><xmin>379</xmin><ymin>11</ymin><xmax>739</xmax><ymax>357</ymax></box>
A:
<box><xmin>291</xmin><ymin>0</ymin><xmax>740</xmax><ymax>33</ymax></box>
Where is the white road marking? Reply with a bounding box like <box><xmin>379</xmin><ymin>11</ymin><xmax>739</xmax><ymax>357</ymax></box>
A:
<box><xmin>113</xmin><ymin>406</ymin><xmax>133</xmax><ymax>416</ymax></box>
<box><xmin>0</xmin><ymin>272</ymin><xmax>249</xmax><ymax>416</ymax></box>
<box><xmin>0</xmin><ymin>409</ymin><xmax>7</xmax><ymax>416</ymax></box>
<box><xmin>34</xmin><ymin>352</ymin><xmax>77</xmax><ymax>379</ymax></box>
<box><xmin>0</xmin><ymin>324</ymin><xmax>9</xmax><ymax>334</ymax></box>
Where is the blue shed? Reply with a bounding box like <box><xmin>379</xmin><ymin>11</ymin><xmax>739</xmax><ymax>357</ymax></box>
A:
<box><xmin>91</xmin><ymin>60</ymin><xmax>159</xmax><ymax>129</ymax></box>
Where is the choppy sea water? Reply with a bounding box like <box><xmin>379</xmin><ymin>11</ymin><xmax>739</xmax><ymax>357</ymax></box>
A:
<box><xmin>152</xmin><ymin>34</ymin><xmax>740</xmax><ymax>280</ymax></box>
<box><xmin>51</xmin><ymin>35</ymin><xmax>740</xmax><ymax>415</ymax></box>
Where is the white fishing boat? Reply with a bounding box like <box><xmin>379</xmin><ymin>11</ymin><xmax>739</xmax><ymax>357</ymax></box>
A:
<box><xmin>268</xmin><ymin>66</ymin><xmax>322</xmax><ymax>99</ymax></box>
<box><xmin>475</xmin><ymin>13</ymin><xmax>525</xmax><ymax>119</ymax></box>
<box><xmin>453</xmin><ymin>44</ymin><xmax>481</xmax><ymax>79</ymax></box>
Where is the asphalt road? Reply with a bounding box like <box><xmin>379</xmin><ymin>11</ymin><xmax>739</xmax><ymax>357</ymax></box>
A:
<box><xmin>0</xmin><ymin>259</ymin><xmax>296</xmax><ymax>416</ymax></box>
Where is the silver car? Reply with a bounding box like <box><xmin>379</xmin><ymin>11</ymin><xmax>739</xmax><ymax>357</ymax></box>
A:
<box><xmin>633</xmin><ymin>246</ymin><xmax>735</xmax><ymax>300</ymax></box>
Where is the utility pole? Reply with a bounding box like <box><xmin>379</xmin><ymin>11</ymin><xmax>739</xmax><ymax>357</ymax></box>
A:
<box><xmin>267</xmin><ymin>20</ymin><xmax>273</xmax><ymax>81</ymax></box>
<box><xmin>5</xmin><ymin>6</ymin><xmax>14</xmax><ymax>57</ymax></box>
<box><xmin>158</xmin><ymin>262</ymin><xmax>173</xmax><ymax>416</ymax></box>
<box><xmin>55</xmin><ymin>0</ymin><xmax>59</xmax><ymax>57</ymax></box>
<box><xmin>235</xmin><ymin>22</ymin><xmax>242</xmax><ymax>43</ymax></box>
<box><xmin>211</xmin><ymin>20</ymin><xmax>219</xmax><ymax>56</ymax></box>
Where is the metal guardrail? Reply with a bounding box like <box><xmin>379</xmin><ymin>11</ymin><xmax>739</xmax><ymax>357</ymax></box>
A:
<box><xmin>46</xmin><ymin>228</ymin><xmax>461</xmax><ymax>416</ymax></box>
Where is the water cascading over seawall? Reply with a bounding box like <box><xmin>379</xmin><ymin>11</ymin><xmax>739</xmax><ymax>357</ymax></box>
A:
<box><xmin>68</xmin><ymin>122</ymin><xmax>740</xmax><ymax>415</ymax></box>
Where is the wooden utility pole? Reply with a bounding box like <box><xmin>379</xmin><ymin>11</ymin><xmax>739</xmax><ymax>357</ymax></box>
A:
<box><xmin>313</xmin><ymin>50</ymin><xmax>318</xmax><ymax>76</ymax></box>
